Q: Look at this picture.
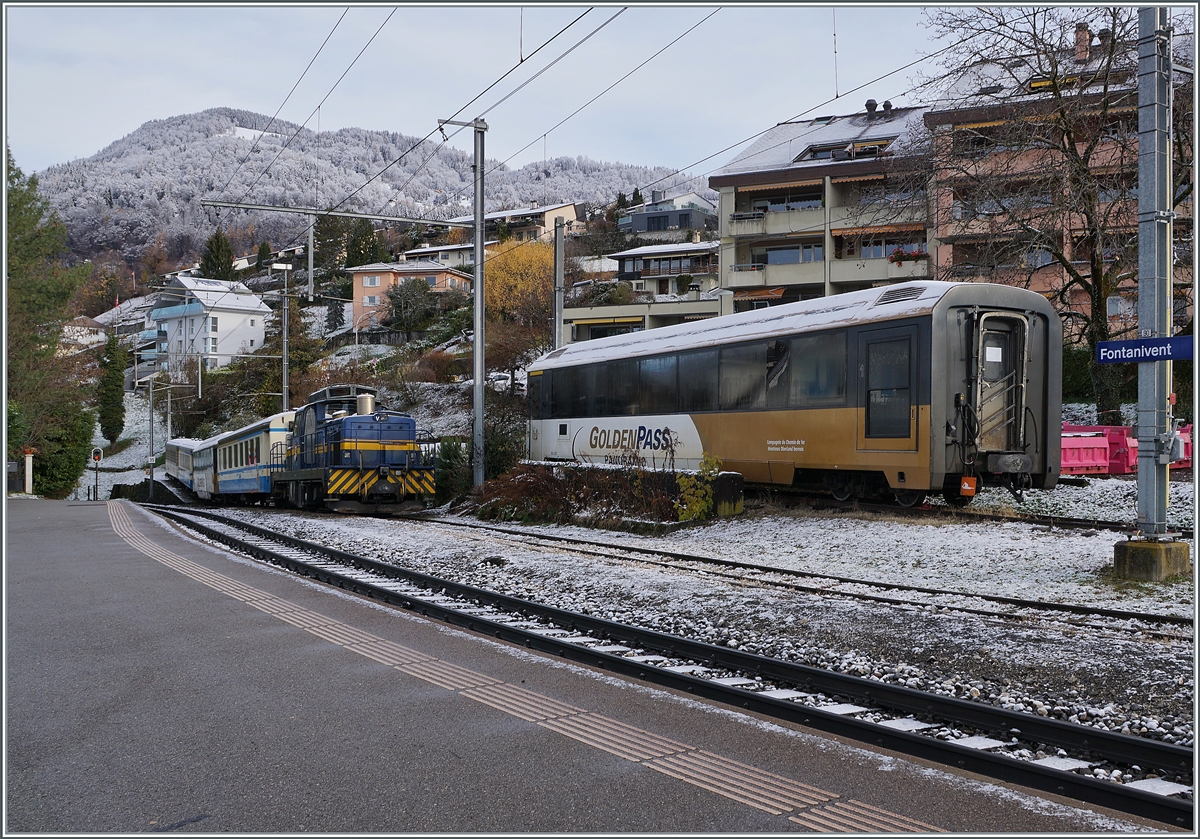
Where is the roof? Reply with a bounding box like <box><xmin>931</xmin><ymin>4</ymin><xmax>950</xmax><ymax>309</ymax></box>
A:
<box><xmin>347</xmin><ymin>260</ymin><xmax>472</xmax><ymax>278</ymax></box>
<box><xmin>159</xmin><ymin>277</ymin><xmax>269</xmax><ymax>314</ymax></box>
<box><xmin>446</xmin><ymin>201</ymin><xmax>579</xmax><ymax>225</ymax></box>
<box><xmin>530</xmin><ymin>281</ymin><xmax>1048</xmax><ymax>370</ymax></box>
<box><xmin>607</xmin><ymin>241</ymin><xmax>720</xmax><ymax>260</ymax></box>
<box><xmin>711</xmin><ymin>106</ymin><xmax>929</xmax><ymax>181</ymax></box>
<box><xmin>405</xmin><ymin>240</ymin><xmax>498</xmax><ymax>255</ymax></box>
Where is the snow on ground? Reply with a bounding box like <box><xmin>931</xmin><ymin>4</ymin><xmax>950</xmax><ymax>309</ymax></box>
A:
<box><xmin>71</xmin><ymin>390</ymin><xmax>167</xmax><ymax>501</ymax></box>
<box><xmin>218</xmin><ymin>503</ymin><xmax>1194</xmax><ymax>756</ymax></box>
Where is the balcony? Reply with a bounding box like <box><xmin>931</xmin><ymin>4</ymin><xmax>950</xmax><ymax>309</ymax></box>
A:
<box><xmin>830</xmin><ymin>258</ymin><xmax>930</xmax><ymax>284</ymax></box>
<box><xmin>726</xmin><ymin>262</ymin><xmax>824</xmax><ymax>288</ymax></box>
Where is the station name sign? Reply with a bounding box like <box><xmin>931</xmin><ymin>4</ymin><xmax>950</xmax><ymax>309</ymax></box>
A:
<box><xmin>1096</xmin><ymin>337</ymin><xmax>1193</xmax><ymax>364</ymax></box>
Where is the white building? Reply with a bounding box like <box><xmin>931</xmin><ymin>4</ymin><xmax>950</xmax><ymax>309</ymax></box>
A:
<box><xmin>149</xmin><ymin>277</ymin><xmax>270</xmax><ymax>373</ymax></box>
<box><xmin>403</xmin><ymin>240</ymin><xmax>498</xmax><ymax>270</ymax></box>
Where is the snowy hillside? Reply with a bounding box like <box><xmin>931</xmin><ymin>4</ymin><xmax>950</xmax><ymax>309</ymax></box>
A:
<box><xmin>34</xmin><ymin>107</ymin><xmax>705</xmax><ymax>265</ymax></box>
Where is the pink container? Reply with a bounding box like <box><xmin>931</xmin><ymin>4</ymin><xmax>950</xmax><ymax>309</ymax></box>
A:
<box><xmin>1062</xmin><ymin>425</ymin><xmax>1138</xmax><ymax>474</ymax></box>
<box><xmin>1060</xmin><ymin>433</ymin><xmax>1112</xmax><ymax>474</ymax></box>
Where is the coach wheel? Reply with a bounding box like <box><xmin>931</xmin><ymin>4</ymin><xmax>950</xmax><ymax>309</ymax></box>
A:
<box><xmin>942</xmin><ymin>485</ymin><xmax>973</xmax><ymax>508</ymax></box>
<box><xmin>829</xmin><ymin>479</ymin><xmax>855</xmax><ymax>502</ymax></box>
<box><xmin>893</xmin><ymin>489</ymin><xmax>927</xmax><ymax>508</ymax></box>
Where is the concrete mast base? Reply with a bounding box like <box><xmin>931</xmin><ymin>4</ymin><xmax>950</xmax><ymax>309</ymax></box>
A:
<box><xmin>1112</xmin><ymin>540</ymin><xmax>1192</xmax><ymax>581</ymax></box>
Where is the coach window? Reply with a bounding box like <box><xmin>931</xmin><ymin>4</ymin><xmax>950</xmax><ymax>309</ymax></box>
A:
<box><xmin>720</xmin><ymin>342</ymin><xmax>767</xmax><ymax>410</ymax></box>
<box><xmin>549</xmin><ymin>368</ymin><xmax>575</xmax><ymax>419</ymax></box>
<box><xmin>639</xmin><ymin>355</ymin><xmax>677</xmax><ymax>415</ymax></box>
<box><xmin>598</xmin><ymin>360</ymin><xmax>638</xmax><ymax>416</ymax></box>
<box><xmin>865</xmin><ymin>338</ymin><xmax>911</xmax><ymax>437</ymax></box>
<box><xmin>791</xmin><ymin>332</ymin><xmax>847</xmax><ymax>406</ymax></box>
<box><xmin>678</xmin><ymin>350</ymin><xmax>718</xmax><ymax>412</ymax></box>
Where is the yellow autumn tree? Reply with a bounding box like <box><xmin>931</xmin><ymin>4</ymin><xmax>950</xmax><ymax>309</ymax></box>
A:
<box><xmin>483</xmin><ymin>239</ymin><xmax>554</xmax><ymax>326</ymax></box>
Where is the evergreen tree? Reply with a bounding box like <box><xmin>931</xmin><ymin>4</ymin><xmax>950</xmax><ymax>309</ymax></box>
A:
<box><xmin>630</xmin><ymin>187</ymin><xmax>643</xmax><ymax>206</ymax></box>
<box><xmin>326</xmin><ymin>296</ymin><xmax>346</xmax><ymax>331</ymax></box>
<box><xmin>344</xmin><ymin>218</ymin><xmax>388</xmax><ymax>268</ymax></box>
<box><xmin>97</xmin><ymin>333</ymin><xmax>128</xmax><ymax>446</ymax></box>
<box><xmin>255</xmin><ymin>241</ymin><xmax>272</xmax><ymax>271</ymax></box>
<box><xmin>6</xmin><ymin>145</ymin><xmax>94</xmax><ymax>496</ymax></box>
<box><xmin>199</xmin><ymin>229</ymin><xmax>236</xmax><ymax>280</ymax></box>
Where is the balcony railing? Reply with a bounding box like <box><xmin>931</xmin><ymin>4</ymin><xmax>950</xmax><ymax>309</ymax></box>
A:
<box><xmin>730</xmin><ymin>264</ymin><xmax>764</xmax><ymax>272</ymax></box>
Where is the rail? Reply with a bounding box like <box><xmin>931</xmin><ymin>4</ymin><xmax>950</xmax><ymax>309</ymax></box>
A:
<box><xmin>142</xmin><ymin>504</ymin><xmax>1194</xmax><ymax>828</ymax></box>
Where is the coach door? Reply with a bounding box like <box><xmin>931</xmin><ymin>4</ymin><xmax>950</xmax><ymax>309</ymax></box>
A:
<box><xmin>973</xmin><ymin>313</ymin><xmax>1029</xmax><ymax>453</ymax></box>
<box><xmin>857</xmin><ymin>326</ymin><xmax>919</xmax><ymax>452</ymax></box>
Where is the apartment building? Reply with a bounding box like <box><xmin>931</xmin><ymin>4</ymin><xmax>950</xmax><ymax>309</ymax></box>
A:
<box><xmin>709</xmin><ymin>100</ymin><xmax>931</xmax><ymax>311</ymax></box>
<box><xmin>616</xmin><ymin>190</ymin><xmax>717</xmax><ymax>239</ymax></box>
<box><xmin>149</xmin><ymin>277</ymin><xmax>270</xmax><ymax>372</ymax></box>
<box><xmin>445</xmin><ymin>201</ymin><xmax>584</xmax><ymax>243</ymax></box>
<box><xmin>347</xmin><ymin>260</ymin><xmax>474</xmax><ymax>328</ymax></box>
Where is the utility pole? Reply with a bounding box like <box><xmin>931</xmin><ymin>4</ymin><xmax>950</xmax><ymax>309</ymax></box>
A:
<box><xmin>554</xmin><ymin>217</ymin><xmax>565</xmax><ymax>350</ymax></box>
<box><xmin>1114</xmin><ymin>7</ymin><xmax>1190</xmax><ymax>578</ymax></box>
<box><xmin>272</xmin><ymin>263</ymin><xmax>291</xmax><ymax>411</ymax></box>
<box><xmin>440</xmin><ymin>117</ymin><xmax>488</xmax><ymax>487</ymax></box>
<box><xmin>307</xmin><ymin>212</ymin><xmax>315</xmax><ymax>302</ymax></box>
<box><xmin>148</xmin><ymin>375</ymin><xmax>154</xmax><ymax>502</ymax></box>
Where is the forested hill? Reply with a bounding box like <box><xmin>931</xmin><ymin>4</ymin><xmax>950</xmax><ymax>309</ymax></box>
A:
<box><xmin>35</xmin><ymin>107</ymin><xmax>699</xmax><ymax>266</ymax></box>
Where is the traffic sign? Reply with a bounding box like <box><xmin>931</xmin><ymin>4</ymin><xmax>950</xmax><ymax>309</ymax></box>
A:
<box><xmin>1096</xmin><ymin>337</ymin><xmax>1193</xmax><ymax>364</ymax></box>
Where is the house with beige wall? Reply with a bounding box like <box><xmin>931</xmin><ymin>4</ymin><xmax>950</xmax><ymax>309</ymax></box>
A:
<box><xmin>347</xmin><ymin>260</ymin><xmax>474</xmax><ymax>328</ymax></box>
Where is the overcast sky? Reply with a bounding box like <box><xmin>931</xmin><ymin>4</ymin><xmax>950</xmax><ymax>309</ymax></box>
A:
<box><xmin>5</xmin><ymin>5</ymin><xmax>941</xmax><ymax>178</ymax></box>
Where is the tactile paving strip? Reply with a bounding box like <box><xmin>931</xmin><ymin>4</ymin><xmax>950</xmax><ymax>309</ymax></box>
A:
<box><xmin>646</xmin><ymin>750</ymin><xmax>836</xmax><ymax>815</ymax></box>
<box><xmin>110</xmin><ymin>501</ymin><xmax>941</xmax><ymax>830</ymax></box>
<box><xmin>788</xmin><ymin>799</ymin><xmax>946</xmax><ymax>832</ymax></box>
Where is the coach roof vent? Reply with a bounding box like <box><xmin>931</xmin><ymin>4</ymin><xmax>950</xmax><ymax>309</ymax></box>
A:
<box><xmin>873</xmin><ymin>285</ymin><xmax>926</xmax><ymax>306</ymax></box>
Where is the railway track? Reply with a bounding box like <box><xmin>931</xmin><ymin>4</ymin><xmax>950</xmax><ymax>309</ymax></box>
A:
<box><xmin>747</xmin><ymin>486</ymin><xmax>1195</xmax><ymax>540</ymax></box>
<box><xmin>398</xmin><ymin>515</ymin><xmax>1192</xmax><ymax>637</ymax></box>
<box><xmin>143</xmin><ymin>503</ymin><xmax>1193</xmax><ymax>827</ymax></box>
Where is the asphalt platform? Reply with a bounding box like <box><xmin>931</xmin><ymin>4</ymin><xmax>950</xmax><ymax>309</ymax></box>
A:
<box><xmin>5</xmin><ymin>499</ymin><xmax>1171</xmax><ymax>833</ymax></box>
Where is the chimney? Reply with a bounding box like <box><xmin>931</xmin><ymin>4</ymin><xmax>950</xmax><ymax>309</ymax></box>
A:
<box><xmin>688</xmin><ymin>281</ymin><xmax>701</xmax><ymax>301</ymax></box>
<box><xmin>1075</xmin><ymin>22</ymin><xmax>1091</xmax><ymax>63</ymax></box>
<box><xmin>865</xmin><ymin>99</ymin><xmax>878</xmax><ymax>118</ymax></box>
<box><xmin>1098</xmin><ymin>28</ymin><xmax>1112</xmax><ymax>50</ymax></box>
<box><xmin>691</xmin><ymin>229</ymin><xmax>701</xmax><ymax>244</ymax></box>
<box><xmin>882</xmin><ymin>100</ymin><xmax>893</xmax><ymax>118</ymax></box>
<box><xmin>651</xmin><ymin>189</ymin><xmax>665</xmax><ymax>204</ymax></box>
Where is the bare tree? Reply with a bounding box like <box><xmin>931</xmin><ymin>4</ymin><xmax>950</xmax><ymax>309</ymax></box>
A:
<box><xmin>886</xmin><ymin>7</ymin><xmax>1193</xmax><ymax>424</ymax></box>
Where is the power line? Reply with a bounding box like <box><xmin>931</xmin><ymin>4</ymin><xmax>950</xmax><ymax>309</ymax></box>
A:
<box><xmin>232</xmin><ymin>8</ymin><xmax>397</xmax><ymax>207</ymax></box>
<box><xmin>214</xmin><ymin>8</ymin><xmax>349</xmax><ymax>203</ymax></box>
<box><xmin>487</xmin><ymin>8</ymin><xmax>720</xmax><ymax>182</ymax></box>
<box><xmin>264</xmin><ymin>8</ymin><xmax>602</xmax><ymax>255</ymax></box>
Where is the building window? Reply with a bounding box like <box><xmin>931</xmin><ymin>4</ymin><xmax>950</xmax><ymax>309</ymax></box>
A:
<box><xmin>426</xmin><ymin>276</ymin><xmax>437</xmax><ymax>287</ymax></box>
<box><xmin>189</xmin><ymin>318</ymin><xmax>195</xmax><ymax>336</ymax></box>
<box><xmin>438</xmin><ymin>252</ymin><xmax>451</xmax><ymax>261</ymax></box>
<box><xmin>678</xmin><ymin>213</ymin><xmax>691</xmax><ymax>228</ymax></box>
<box><xmin>364</xmin><ymin>295</ymin><xmax>379</xmax><ymax>306</ymax></box>
<box><xmin>207</xmin><ymin>316</ymin><xmax>218</xmax><ymax>332</ymax></box>
<box><xmin>249</xmin><ymin>319</ymin><xmax>255</xmax><ymax>327</ymax></box>
<box><xmin>249</xmin><ymin>339</ymin><xmax>254</xmax><ymax>347</ymax></box>
<box><xmin>364</xmin><ymin>276</ymin><xmax>380</xmax><ymax>287</ymax></box>
<box><xmin>210</xmin><ymin>337</ymin><xmax>218</xmax><ymax>353</ymax></box>
<box><xmin>647</xmin><ymin>215</ymin><xmax>669</xmax><ymax>231</ymax></box>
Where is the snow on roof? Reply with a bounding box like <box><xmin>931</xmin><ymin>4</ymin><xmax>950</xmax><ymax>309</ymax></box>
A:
<box><xmin>533</xmin><ymin>282</ymin><xmax>960</xmax><ymax>369</ymax></box>
<box><xmin>405</xmin><ymin>240</ymin><xmax>499</xmax><ymax>255</ymax></box>
<box><xmin>346</xmin><ymin>260</ymin><xmax>468</xmax><ymax>275</ymax></box>
<box><xmin>713</xmin><ymin>107</ymin><xmax>929</xmax><ymax>178</ymax></box>
<box><xmin>93</xmin><ymin>295</ymin><xmax>155</xmax><ymax>327</ymax></box>
<box><xmin>446</xmin><ymin>201</ymin><xmax>578</xmax><ymax>224</ymax></box>
<box><xmin>162</xmin><ymin>277</ymin><xmax>269</xmax><ymax>313</ymax></box>
<box><xmin>607</xmin><ymin>241</ymin><xmax>720</xmax><ymax>260</ymax></box>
